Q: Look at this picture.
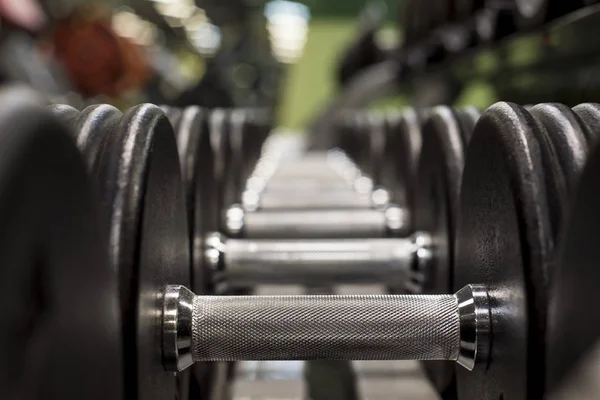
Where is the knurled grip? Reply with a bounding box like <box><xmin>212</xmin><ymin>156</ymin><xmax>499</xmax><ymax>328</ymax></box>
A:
<box><xmin>162</xmin><ymin>285</ymin><xmax>490</xmax><ymax>372</ymax></box>
<box><xmin>191</xmin><ymin>294</ymin><xmax>459</xmax><ymax>361</ymax></box>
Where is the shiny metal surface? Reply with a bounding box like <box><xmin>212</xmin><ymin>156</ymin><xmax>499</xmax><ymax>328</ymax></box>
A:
<box><xmin>163</xmin><ymin>286</ymin><xmax>194</xmax><ymax>372</ymax></box>
<box><xmin>192</xmin><ymin>294</ymin><xmax>459</xmax><ymax>362</ymax></box>
<box><xmin>224</xmin><ymin>204</ymin><xmax>409</xmax><ymax>238</ymax></box>
<box><xmin>456</xmin><ymin>285</ymin><xmax>490</xmax><ymax>371</ymax></box>
<box><xmin>220</xmin><ymin>237</ymin><xmax>416</xmax><ymax>286</ymax></box>
<box><xmin>256</xmin><ymin>190</ymin><xmax>374</xmax><ymax>209</ymax></box>
<box><xmin>162</xmin><ymin>286</ymin><xmax>490</xmax><ymax>370</ymax></box>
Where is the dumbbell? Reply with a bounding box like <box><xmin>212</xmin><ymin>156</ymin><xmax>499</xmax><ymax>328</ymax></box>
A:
<box><xmin>6</xmin><ymin>94</ymin><xmax>600</xmax><ymax>400</ymax></box>
<box><xmin>160</xmin><ymin>101</ymin><xmax>600</xmax><ymax>400</ymax></box>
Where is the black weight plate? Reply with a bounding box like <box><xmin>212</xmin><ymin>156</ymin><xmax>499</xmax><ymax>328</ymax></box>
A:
<box><xmin>528</xmin><ymin>104</ymin><xmax>589</xmax><ymax>243</ymax></box>
<box><xmin>547</xmin><ymin>138</ymin><xmax>600</xmax><ymax>394</ymax></box>
<box><xmin>415</xmin><ymin>106</ymin><xmax>474</xmax><ymax>295</ymax></box>
<box><xmin>169</xmin><ymin>106</ymin><xmax>217</xmax><ymax>399</ymax></box>
<box><xmin>229</xmin><ymin>109</ymin><xmax>247</xmax><ymax>204</ymax></box>
<box><xmin>454</xmin><ymin>102</ymin><xmax>554</xmax><ymax>399</ymax></box>
<box><xmin>170</xmin><ymin>106</ymin><xmax>217</xmax><ymax>294</ymax></box>
<box><xmin>381</xmin><ymin>109</ymin><xmax>421</xmax><ymax>214</ymax></box>
<box><xmin>413</xmin><ymin>106</ymin><xmax>476</xmax><ymax>398</ymax></box>
<box><xmin>0</xmin><ymin>88</ymin><xmax>122</xmax><ymax>400</ymax></box>
<box><xmin>336</xmin><ymin>111</ymin><xmax>363</xmax><ymax>166</ymax></box>
<box><xmin>243</xmin><ymin>109</ymin><xmax>271</xmax><ymax>181</ymax></box>
<box><xmin>161</xmin><ymin>106</ymin><xmax>184</xmax><ymax>134</ymax></box>
<box><xmin>51</xmin><ymin>104</ymin><xmax>191</xmax><ymax>400</ymax></box>
<box><xmin>572</xmin><ymin>103</ymin><xmax>600</xmax><ymax>147</ymax></box>
<box><xmin>455</xmin><ymin>106</ymin><xmax>480</xmax><ymax>144</ymax></box>
<box><xmin>365</xmin><ymin>112</ymin><xmax>386</xmax><ymax>186</ymax></box>
<box><xmin>209</xmin><ymin>109</ymin><xmax>233</xmax><ymax>229</ymax></box>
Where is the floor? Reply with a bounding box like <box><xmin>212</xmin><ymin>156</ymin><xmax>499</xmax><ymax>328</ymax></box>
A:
<box><xmin>231</xmin><ymin>285</ymin><xmax>440</xmax><ymax>400</ymax></box>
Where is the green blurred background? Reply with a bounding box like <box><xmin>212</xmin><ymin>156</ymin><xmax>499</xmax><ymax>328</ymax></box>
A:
<box><xmin>277</xmin><ymin>0</ymin><xmax>497</xmax><ymax>130</ymax></box>
<box><xmin>279</xmin><ymin>19</ymin><xmax>356</xmax><ymax>129</ymax></box>
<box><xmin>278</xmin><ymin>0</ymin><xmax>401</xmax><ymax>130</ymax></box>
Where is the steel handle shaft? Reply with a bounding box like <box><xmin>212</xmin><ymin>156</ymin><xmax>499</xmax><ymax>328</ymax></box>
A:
<box><xmin>163</xmin><ymin>285</ymin><xmax>490</xmax><ymax>372</ymax></box>
<box><xmin>214</xmin><ymin>237</ymin><xmax>414</xmax><ymax>286</ymax></box>
<box><xmin>225</xmin><ymin>205</ymin><xmax>408</xmax><ymax>238</ymax></box>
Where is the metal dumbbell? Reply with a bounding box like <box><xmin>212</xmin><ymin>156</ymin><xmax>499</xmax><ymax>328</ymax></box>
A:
<box><xmin>208</xmin><ymin>107</ymin><xmax>476</xmax><ymax>297</ymax></box>
<box><xmin>230</xmin><ymin>143</ymin><xmax>405</xmax><ymax>238</ymax></box>
<box><xmin>163</xmin><ymin>284</ymin><xmax>490</xmax><ymax>370</ymax></box>
<box><xmin>161</xmin><ymin>102</ymin><xmax>600</xmax><ymax>400</ymax></box>
<box><xmin>205</xmin><ymin>232</ymin><xmax>431</xmax><ymax>287</ymax></box>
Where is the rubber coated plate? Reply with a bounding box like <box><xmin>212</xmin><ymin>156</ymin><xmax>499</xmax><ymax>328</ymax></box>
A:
<box><xmin>382</xmin><ymin>109</ymin><xmax>421</xmax><ymax>213</ymax></box>
<box><xmin>167</xmin><ymin>106</ymin><xmax>217</xmax><ymax>399</ymax></box>
<box><xmin>243</xmin><ymin>109</ymin><xmax>271</xmax><ymax>182</ymax></box>
<box><xmin>209</xmin><ymin>109</ymin><xmax>233</xmax><ymax>229</ymax></box>
<box><xmin>50</xmin><ymin>104</ymin><xmax>191</xmax><ymax>400</ymax></box>
<box><xmin>0</xmin><ymin>88</ymin><xmax>122</xmax><ymax>400</ymax></box>
<box><xmin>161</xmin><ymin>106</ymin><xmax>183</xmax><ymax>133</ymax></box>
<box><xmin>546</xmin><ymin>105</ymin><xmax>600</xmax><ymax>393</ymax></box>
<box><xmin>573</xmin><ymin>103</ymin><xmax>600</xmax><ymax>147</ymax></box>
<box><xmin>528</xmin><ymin>103</ymin><xmax>589</xmax><ymax>242</ymax></box>
<box><xmin>454</xmin><ymin>102</ymin><xmax>556</xmax><ymax>399</ymax></box>
<box><xmin>413</xmin><ymin>106</ymin><xmax>478</xmax><ymax>398</ymax></box>
<box><xmin>414</xmin><ymin>106</ymin><xmax>477</xmax><ymax>295</ymax></box>
<box><xmin>166</xmin><ymin>106</ymin><xmax>217</xmax><ymax>294</ymax></box>
<box><xmin>337</xmin><ymin>111</ymin><xmax>366</xmax><ymax>169</ymax></box>
<box><xmin>228</xmin><ymin>109</ymin><xmax>246</xmax><ymax>207</ymax></box>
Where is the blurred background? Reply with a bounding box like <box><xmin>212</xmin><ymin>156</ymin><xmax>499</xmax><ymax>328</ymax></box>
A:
<box><xmin>0</xmin><ymin>0</ymin><xmax>407</xmax><ymax>130</ymax></box>
<box><xmin>6</xmin><ymin>0</ymin><xmax>595</xmax><ymax>137</ymax></box>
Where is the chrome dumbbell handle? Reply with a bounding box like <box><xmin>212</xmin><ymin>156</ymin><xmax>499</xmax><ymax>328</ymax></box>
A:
<box><xmin>225</xmin><ymin>204</ymin><xmax>408</xmax><ymax>238</ymax></box>
<box><xmin>163</xmin><ymin>285</ymin><xmax>490</xmax><ymax>372</ymax></box>
<box><xmin>207</xmin><ymin>235</ymin><xmax>419</xmax><ymax>286</ymax></box>
<box><xmin>243</xmin><ymin>188</ymin><xmax>389</xmax><ymax>211</ymax></box>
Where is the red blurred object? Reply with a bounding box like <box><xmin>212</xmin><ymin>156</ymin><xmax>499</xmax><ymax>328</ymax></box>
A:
<box><xmin>51</xmin><ymin>11</ymin><xmax>150</xmax><ymax>97</ymax></box>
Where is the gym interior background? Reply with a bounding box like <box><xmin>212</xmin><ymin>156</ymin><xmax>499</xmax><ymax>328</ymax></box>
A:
<box><xmin>2</xmin><ymin>1</ymin><xmax>600</xmax><ymax>400</ymax></box>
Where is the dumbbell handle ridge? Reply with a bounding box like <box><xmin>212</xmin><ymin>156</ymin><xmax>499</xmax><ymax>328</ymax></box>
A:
<box><xmin>162</xmin><ymin>285</ymin><xmax>490</xmax><ymax>373</ymax></box>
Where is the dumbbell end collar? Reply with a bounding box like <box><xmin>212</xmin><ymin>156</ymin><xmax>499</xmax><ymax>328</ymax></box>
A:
<box><xmin>162</xmin><ymin>284</ymin><xmax>489</xmax><ymax>372</ymax></box>
<box><xmin>162</xmin><ymin>285</ymin><xmax>194</xmax><ymax>372</ymax></box>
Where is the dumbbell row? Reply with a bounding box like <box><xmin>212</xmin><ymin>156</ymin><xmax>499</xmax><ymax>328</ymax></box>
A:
<box><xmin>3</xmin><ymin>86</ymin><xmax>599</xmax><ymax>400</ymax></box>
